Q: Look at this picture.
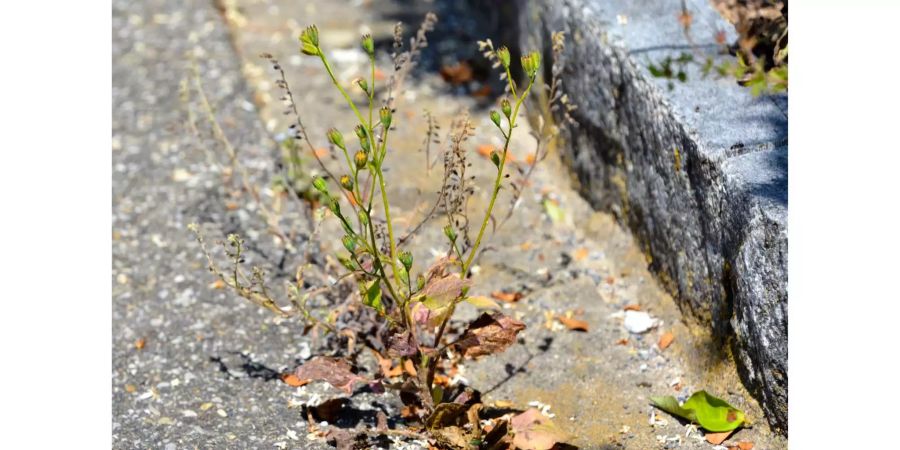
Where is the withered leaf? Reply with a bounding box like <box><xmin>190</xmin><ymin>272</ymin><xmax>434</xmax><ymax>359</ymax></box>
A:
<box><xmin>705</xmin><ymin>430</ymin><xmax>734</xmax><ymax>445</ymax></box>
<box><xmin>431</xmin><ymin>425</ymin><xmax>471</xmax><ymax>448</ymax></box>
<box><xmin>727</xmin><ymin>442</ymin><xmax>754</xmax><ymax>450</ymax></box>
<box><xmin>325</xmin><ymin>428</ymin><xmax>361</xmax><ymax>450</ymax></box>
<box><xmin>280</xmin><ymin>373</ymin><xmax>310</xmax><ymax>387</ymax></box>
<box><xmin>425</xmin><ymin>402</ymin><xmax>468</xmax><ymax>429</ymax></box>
<box><xmin>658</xmin><ymin>331</ymin><xmax>675</xmax><ymax>350</ymax></box>
<box><xmin>556</xmin><ymin>315</ymin><xmax>589</xmax><ymax>332</ymax></box>
<box><xmin>386</xmin><ymin>330</ymin><xmax>417</xmax><ymax>357</ymax></box>
<box><xmin>309</xmin><ymin>398</ymin><xmax>351</xmax><ymax>423</ymax></box>
<box><xmin>456</xmin><ymin>312</ymin><xmax>526</xmax><ymax>359</ymax></box>
<box><xmin>510</xmin><ymin>408</ymin><xmax>571</xmax><ymax>450</ymax></box>
<box><xmin>491</xmin><ymin>290</ymin><xmax>523</xmax><ymax>303</ymax></box>
<box><xmin>293</xmin><ymin>356</ymin><xmax>367</xmax><ymax>394</ymax></box>
<box><xmin>421</xmin><ymin>274</ymin><xmax>470</xmax><ymax>310</ymax></box>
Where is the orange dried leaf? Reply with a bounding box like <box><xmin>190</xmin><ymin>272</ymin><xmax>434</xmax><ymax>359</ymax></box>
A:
<box><xmin>616</xmin><ymin>338</ymin><xmax>629</xmax><ymax>346</ymax></box>
<box><xmin>403</xmin><ymin>359</ymin><xmax>418</xmax><ymax>377</ymax></box>
<box><xmin>314</xmin><ymin>147</ymin><xmax>329</xmax><ymax>158</ymax></box>
<box><xmin>491</xmin><ymin>291</ymin><xmax>523</xmax><ymax>303</ymax></box>
<box><xmin>705</xmin><ymin>430</ymin><xmax>734</xmax><ymax>445</ymax></box>
<box><xmin>225</xmin><ymin>201</ymin><xmax>239</xmax><ymax>211</ymax></box>
<box><xmin>209</xmin><ymin>279</ymin><xmax>226</xmax><ymax>290</ymax></box>
<box><xmin>557</xmin><ymin>316</ymin><xmax>589</xmax><ymax>332</ymax></box>
<box><xmin>477</xmin><ymin>144</ymin><xmax>494</xmax><ymax>158</ymax></box>
<box><xmin>525</xmin><ymin>152</ymin><xmax>537</xmax><ymax>165</ymax></box>
<box><xmin>510</xmin><ymin>408</ymin><xmax>571</xmax><ymax>450</ymax></box>
<box><xmin>280</xmin><ymin>373</ymin><xmax>310</xmax><ymax>387</ymax></box>
<box><xmin>727</xmin><ymin>442</ymin><xmax>754</xmax><ymax>450</ymax></box>
<box><xmin>658</xmin><ymin>331</ymin><xmax>675</xmax><ymax>350</ymax></box>
<box><xmin>135</xmin><ymin>338</ymin><xmax>146</xmax><ymax>350</ymax></box>
<box><xmin>623</xmin><ymin>304</ymin><xmax>641</xmax><ymax>311</ymax></box>
<box><xmin>573</xmin><ymin>247</ymin><xmax>589</xmax><ymax>261</ymax></box>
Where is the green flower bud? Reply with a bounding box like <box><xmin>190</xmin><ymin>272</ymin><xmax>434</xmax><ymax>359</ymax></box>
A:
<box><xmin>490</xmin><ymin>110</ymin><xmax>502</xmax><ymax>128</ymax></box>
<box><xmin>380</xmin><ymin>106</ymin><xmax>392</xmax><ymax>129</ymax></box>
<box><xmin>327</xmin><ymin>128</ymin><xmax>345</xmax><ymax>149</ymax></box>
<box><xmin>339</xmin><ymin>175</ymin><xmax>354</xmax><ymax>191</ymax></box>
<box><xmin>521</xmin><ymin>50</ymin><xmax>542</xmax><ymax>79</ymax></box>
<box><xmin>355</xmin><ymin>124</ymin><xmax>368</xmax><ymax>139</ymax></box>
<box><xmin>399</xmin><ymin>251</ymin><xmax>413</xmax><ymax>271</ymax></box>
<box><xmin>416</xmin><ymin>274</ymin><xmax>426</xmax><ymax>291</ymax></box>
<box><xmin>361</xmin><ymin>34</ymin><xmax>375</xmax><ymax>56</ymax></box>
<box><xmin>299</xmin><ymin>25</ymin><xmax>320</xmax><ymax>56</ymax></box>
<box><xmin>312</xmin><ymin>177</ymin><xmax>329</xmax><ymax>194</ymax></box>
<box><xmin>497</xmin><ymin>46</ymin><xmax>511</xmax><ymax>69</ymax></box>
<box><xmin>342</xmin><ymin>235</ymin><xmax>356</xmax><ymax>253</ymax></box>
<box><xmin>358</xmin><ymin>209</ymin><xmax>369</xmax><ymax>226</ymax></box>
<box><xmin>354</xmin><ymin>150</ymin><xmax>368</xmax><ymax>170</ymax></box>
<box><xmin>500</xmin><ymin>98</ymin><xmax>512</xmax><ymax>118</ymax></box>
<box><xmin>355</xmin><ymin>78</ymin><xmax>369</xmax><ymax>95</ymax></box>
<box><xmin>490</xmin><ymin>151</ymin><xmax>501</xmax><ymax>168</ymax></box>
<box><xmin>443</xmin><ymin>225</ymin><xmax>457</xmax><ymax>242</ymax></box>
<box><xmin>329</xmin><ymin>198</ymin><xmax>341</xmax><ymax>215</ymax></box>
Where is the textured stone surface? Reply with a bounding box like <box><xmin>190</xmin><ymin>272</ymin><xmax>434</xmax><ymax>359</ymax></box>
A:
<box><xmin>515</xmin><ymin>0</ymin><xmax>788</xmax><ymax>432</ymax></box>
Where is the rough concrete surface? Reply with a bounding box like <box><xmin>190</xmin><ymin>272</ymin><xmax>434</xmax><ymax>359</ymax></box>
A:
<box><xmin>516</xmin><ymin>0</ymin><xmax>788</xmax><ymax>433</ymax></box>
<box><xmin>112</xmin><ymin>0</ymin><xmax>786</xmax><ymax>448</ymax></box>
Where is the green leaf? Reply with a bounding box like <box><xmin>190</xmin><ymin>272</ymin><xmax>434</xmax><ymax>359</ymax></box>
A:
<box><xmin>464</xmin><ymin>295</ymin><xmax>501</xmax><ymax>310</ymax></box>
<box><xmin>651</xmin><ymin>390</ymin><xmax>745</xmax><ymax>432</ymax></box>
<box><xmin>650</xmin><ymin>396</ymin><xmax>697</xmax><ymax>423</ymax></box>
<box><xmin>542</xmin><ymin>199</ymin><xmax>565</xmax><ymax>224</ymax></box>
<box><xmin>364</xmin><ymin>280</ymin><xmax>383</xmax><ymax>312</ymax></box>
<box><xmin>682</xmin><ymin>391</ymin><xmax>745</xmax><ymax>432</ymax></box>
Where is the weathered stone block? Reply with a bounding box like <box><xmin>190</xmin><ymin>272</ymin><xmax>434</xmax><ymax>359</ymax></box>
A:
<box><xmin>515</xmin><ymin>0</ymin><xmax>788</xmax><ymax>432</ymax></box>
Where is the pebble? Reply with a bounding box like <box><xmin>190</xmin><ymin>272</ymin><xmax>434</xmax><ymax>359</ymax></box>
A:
<box><xmin>624</xmin><ymin>310</ymin><xmax>657</xmax><ymax>333</ymax></box>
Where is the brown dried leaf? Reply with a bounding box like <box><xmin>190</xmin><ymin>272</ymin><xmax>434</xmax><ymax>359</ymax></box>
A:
<box><xmin>456</xmin><ymin>312</ymin><xmax>526</xmax><ymax>359</ymax></box>
<box><xmin>705</xmin><ymin>430</ymin><xmax>735</xmax><ymax>445</ymax></box>
<box><xmin>135</xmin><ymin>338</ymin><xmax>146</xmax><ymax>350</ymax></box>
<box><xmin>658</xmin><ymin>331</ymin><xmax>675</xmax><ymax>350</ymax></box>
<box><xmin>491</xmin><ymin>290</ymin><xmax>524</xmax><ymax>303</ymax></box>
<box><xmin>294</xmin><ymin>356</ymin><xmax>366</xmax><ymax>394</ymax></box>
<box><xmin>426</xmin><ymin>402</ymin><xmax>468</xmax><ymax>429</ymax></box>
<box><xmin>616</xmin><ymin>338</ymin><xmax>629</xmax><ymax>346</ymax></box>
<box><xmin>510</xmin><ymin>408</ymin><xmax>571</xmax><ymax>450</ymax></box>
<box><xmin>623</xmin><ymin>304</ymin><xmax>641</xmax><ymax>311</ymax></box>
<box><xmin>556</xmin><ymin>315</ymin><xmax>589</xmax><ymax>332</ymax></box>
<box><xmin>386</xmin><ymin>330</ymin><xmax>417</xmax><ymax>357</ymax></box>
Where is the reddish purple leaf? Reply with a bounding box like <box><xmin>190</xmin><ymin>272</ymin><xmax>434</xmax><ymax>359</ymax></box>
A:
<box><xmin>455</xmin><ymin>312</ymin><xmax>526</xmax><ymax>358</ymax></box>
<box><xmin>293</xmin><ymin>356</ymin><xmax>367</xmax><ymax>394</ymax></box>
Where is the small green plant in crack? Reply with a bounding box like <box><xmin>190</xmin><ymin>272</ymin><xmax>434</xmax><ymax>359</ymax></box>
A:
<box><xmin>190</xmin><ymin>15</ymin><xmax>572</xmax><ymax>449</ymax></box>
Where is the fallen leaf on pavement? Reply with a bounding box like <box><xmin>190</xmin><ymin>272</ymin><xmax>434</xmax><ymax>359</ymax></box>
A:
<box><xmin>706</xmin><ymin>430</ymin><xmax>734</xmax><ymax>445</ymax></box>
<box><xmin>510</xmin><ymin>408</ymin><xmax>571</xmax><ymax>450</ymax></box>
<box><xmin>651</xmin><ymin>390</ymin><xmax>745</xmax><ymax>432</ymax></box>
<box><xmin>135</xmin><ymin>338</ymin><xmax>146</xmax><ymax>350</ymax></box>
<box><xmin>623</xmin><ymin>304</ymin><xmax>641</xmax><ymax>311</ymax></box>
<box><xmin>727</xmin><ymin>442</ymin><xmax>754</xmax><ymax>450</ymax></box>
<box><xmin>294</xmin><ymin>356</ymin><xmax>367</xmax><ymax>394</ymax></box>
<box><xmin>491</xmin><ymin>290</ymin><xmax>523</xmax><ymax>303</ymax></box>
<box><xmin>557</xmin><ymin>315</ymin><xmax>589</xmax><ymax>332</ymax></box>
<box><xmin>616</xmin><ymin>338</ymin><xmax>629</xmax><ymax>345</ymax></box>
<box><xmin>573</xmin><ymin>247</ymin><xmax>589</xmax><ymax>261</ymax></box>
<box><xmin>658</xmin><ymin>331</ymin><xmax>675</xmax><ymax>350</ymax></box>
<box><xmin>280</xmin><ymin>373</ymin><xmax>310</xmax><ymax>387</ymax></box>
<box><xmin>465</xmin><ymin>295</ymin><xmax>501</xmax><ymax>309</ymax></box>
